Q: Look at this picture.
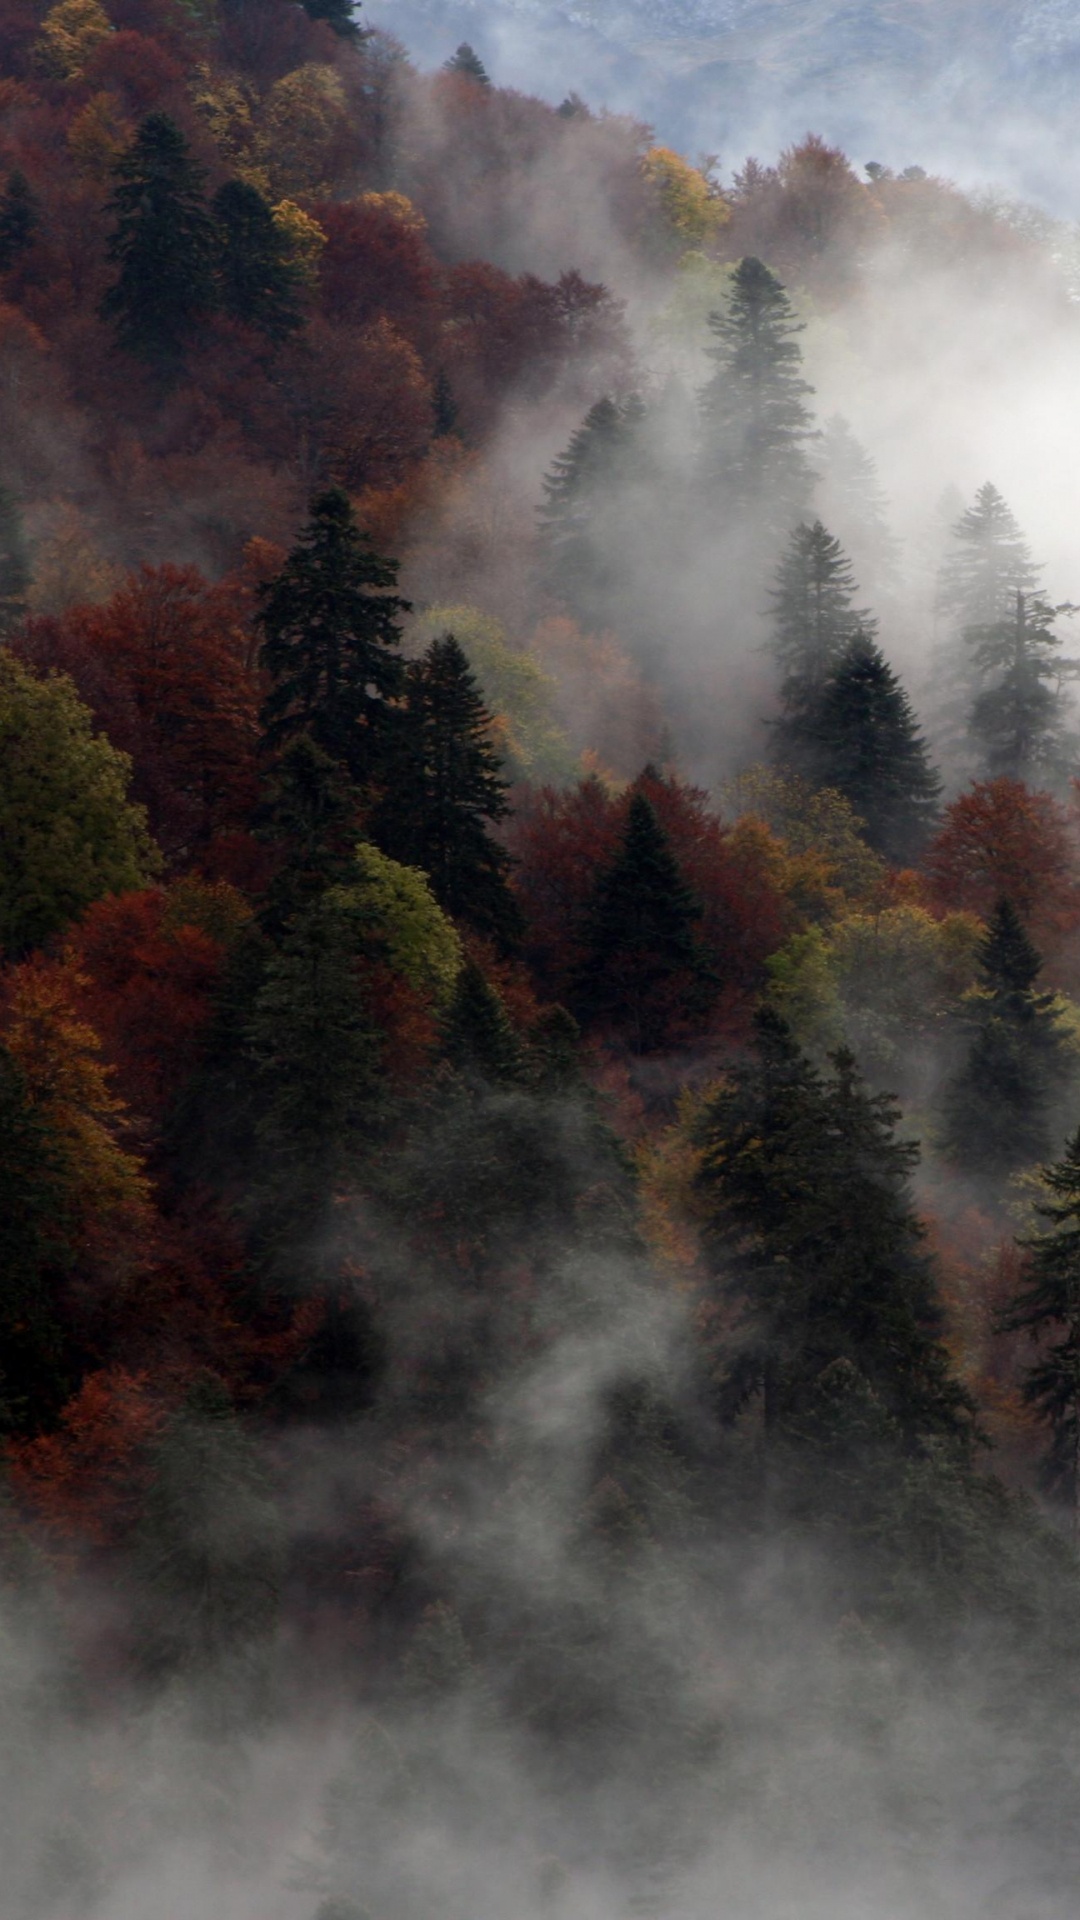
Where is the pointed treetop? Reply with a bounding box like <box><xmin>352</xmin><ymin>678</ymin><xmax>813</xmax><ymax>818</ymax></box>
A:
<box><xmin>443</xmin><ymin>957</ymin><xmax>527</xmax><ymax>1085</ymax></box>
<box><xmin>979</xmin><ymin>896</ymin><xmax>1043</xmax><ymax>995</ymax></box>
<box><xmin>445</xmin><ymin>42</ymin><xmax>490</xmax><ymax>84</ymax></box>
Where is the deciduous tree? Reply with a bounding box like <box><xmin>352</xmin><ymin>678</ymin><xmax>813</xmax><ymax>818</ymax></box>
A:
<box><xmin>0</xmin><ymin>655</ymin><xmax>157</xmax><ymax>957</ymax></box>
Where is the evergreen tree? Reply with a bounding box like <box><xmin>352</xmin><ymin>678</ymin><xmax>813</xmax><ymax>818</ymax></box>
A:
<box><xmin>431</xmin><ymin>368</ymin><xmax>457</xmax><ymax>438</ymax></box>
<box><xmin>213</xmin><ymin>179</ymin><xmax>304</xmax><ymax>341</ymax></box>
<box><xmin>573</xmin><ymin>790</ymin><xmax>715</xmax><ymax>1053</ymax></box>
<box><xmin>133</xmin><ymin>1377</ymin><xmax>282</xmax><ymax>1703</ymax></box>
<box><xmin>301</xmin><ymin>0</ymin><xmax>364</xmax><ymax>37</ymax></box>
<box><xmin>258</xmin><ymin>488</ymin><xmax>408</xmax><ymax>793</ymax></box>
<box><xmin>798</xmin><ymin>632</ymin><xmax>941</xmax><ymax>864</ymax></box>
<box><xmin>536</xmin><ymin>394</ymin><xmax>644</xmax><ymax>622</ymax></box>
<box><xmin>247</xmin><ymin>891</ymin><xmax>381</xmax><ymax>1239</ymax></box>
<box><xmin>0</xmin><ymin>1047</ymin><xmax>71</xmax><ymax>1434</ymax></box>
<box><xmin>442</xmin><ymin>957</ymin><xmax>527</xmax><ymax>1086</ymax></box>
<box><xmin>376</xmin><ymin>634</ymin><xmax>520</xmax><ymax>947</ymax></box>
<box><xmin>444</xmin><ymin>42</ymin><xmax>490</xmax><ymax>83</ymax></box>
<box><xmin>938</xmin><ymin>482</ymin><xmax>1041</xmax><ymax>633</ymax></box>
<box><xmin>968</xmin><ymin>589</ymin><xmax>1078</xmax><ymax>786</ymax></box>
<box><xmin>932</xmin><ymin>482</ymin><xmax>1042</xmax><ymax>764</ymax></box>
<box><xmin>943</xmin><ymin>898</ymin><xmax>1072</xmax><ymax>1180</ymax></box>
<box><xmin>1001</xmin><ymin>1129</ymin><xmax>1080</xmax><ymax>1528</ymax></box>
<box><xmin>100</xmin><ymin>114</ymin><xmax>217</xmax><ymax>375</ymax></box>
<box><xmin>698</xmin><ymin>256</ymin><xmax>816</xmax><ymax>535</ymax></box>
<box><xmin>817</xmin><ymin>414</ymin><xmax>901</xmax><ymax>601</ymax></box>
<box><xmin>0</xmin><ymin>484</ymin><xmax>29</xmax><ymax>634</ymax></box>
<box><xmin>770</xmin><ymin>519</ymin><xmax>872</xmax><ymax>728</ymax></box>
<box><xmin>255</xmin><ymin>733</ymin><xmax>360</xmax><ymax>936</ymax></box>
<box><xmin>695</xmin><ymin>1007</ymin><xmax>972</xmax><ymax>1446</ymax></box>
<box><xmin>0</xmin><ymin>170</ymin><xmax>37</xmax><ymax>272</ymax></box>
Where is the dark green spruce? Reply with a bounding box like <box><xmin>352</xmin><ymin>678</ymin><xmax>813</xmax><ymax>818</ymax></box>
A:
<box><xmin>799</xmin><ymin>632</ymin><xmax>941</xmax><ymax>864</ymax></box>
<box><xmin>213</xmin><ymin>180</ymin><xmax>304</xmax><ymax>341</ymax></box>
<box><xmin>943</xmin><ymin>898</ymin><xmax>1073</xmax><ymax>1181</ymax></box>
<box><xmin>0</xmin><ymin>170</ymin><xmax>37</xmax><ymax>272</ymax></box>
<box><xmin>258</xmin><ymin>488</ymin><xmax>408</xmax><ymax>793</ymax></box>
<box><xmin>573</xmin><ymin>790</ymin><xmax>714</xmax><ymax>1053</ymax></box>
<box><xmin>770</xmin><ymin>519</ymin><xmax>871</xmax><ymax>755</ymax></box>
<box><xmin>1001</xmin><ymin>1128</ymin><xmax>1080</xmax><ymax>1526</ymax></box>
<box><xmin>100</xmin><ymin>114</ymin><xmax>217</xmax><ymax>376</ymax></box>
<box><xmin>695</xmin><ymin>1006</ymin><xmax>973</xmax><ymax>1447</ymax></box>
<box><xmin>698</xmin><ymin>256</ymin><xmax>816</xmax><ymax>535</ymax></box>
<box><xmin>376</xmin><ymin>633</ymin><xmax>521</xmax><ymax>947</ymax></box>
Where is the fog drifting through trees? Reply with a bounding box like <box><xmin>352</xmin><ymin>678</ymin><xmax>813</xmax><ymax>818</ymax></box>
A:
<box><xmin>4</xmin><ymin>4</ymin><xmax>1080</xmax><ymax>1919</ymax></box>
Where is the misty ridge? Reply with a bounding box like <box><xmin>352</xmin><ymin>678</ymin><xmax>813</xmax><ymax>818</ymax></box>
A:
<box><xmin>5</xmin><ymin>2</ymin><xmax>1080</xmax><ymax>1918</ymax></box>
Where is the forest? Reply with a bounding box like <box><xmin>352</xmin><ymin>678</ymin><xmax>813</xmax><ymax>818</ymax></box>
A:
<box><xmin>3</xmin><ymin>1</ymin><xmax>1080</xmax><ymax>1916</ymax></box>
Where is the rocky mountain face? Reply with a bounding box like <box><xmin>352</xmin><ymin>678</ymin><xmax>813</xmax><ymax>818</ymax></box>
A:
<box><xmin>367</xmin><ymin>0</ymin><xmax>1080</xmax><ymax>209</ymax></box>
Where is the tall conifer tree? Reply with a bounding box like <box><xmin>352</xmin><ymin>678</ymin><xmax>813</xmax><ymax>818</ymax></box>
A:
<box><xmin>573</xmin><ymin>790</ymin><xmax>714</xmax><ymax>1052</ymax></box>
<box><xmin>1001</xmin><ymin>1128</ymin><xmax>1080</xmax><ymax>1527</ymax></box>
<box><xmin>695</xmin><ymin>1008</ymin><xmax>972</xmax><ymax>1445</ymax></box>
<box><xmin>698</xmin><ymin>256</ymin><xmax>816</xmax><ymax>535</ymax></box>
<box><xmin>771</xmin><ymin>519</ymin><xmax>871</xmax><ymax>729</ymax></box>
<box><xmin>258</xmin><ymin>488</ymin><xmax>408</xmax><ymax>793</ymax></box>
<box><xmin>377</xmin><ymin>634</ymin><xmax>521</xmax><ymax>947</ymax></box>
<box><xmin>932</xmin><ymin>482</ymin><xmax>1043</xmax><ymax>769</ymax></box>
<box><xmin>213</xmin><ymin>180</ymin><xmax>304</xmax><ymax>341</ymax></box>
<box><xmin>968</xmin><ymin>589</ymin><xmax>1078</xmax><ymax>787</ymax></box>
<box><xmin>817</xmin><ymin>415</ymin><xmax>901</xmax><ymax>602</ymax></box>
<box><xmin>101</xmin><ymin>115</ymin><xmax>217</xmax><ymax>375</ymax></box>
<box><xmin>0</xmin><ymin>170</ymin><xmax>37</xmax><ymax>272</ymax></box>
<box><xmin>799</xmin><ymin>632</ymin><xmax>941</xmax><ymax>864</ymax></box>
<box><xmin>943</xmin><ymin>898</ymin><xmax>1072</xmax><ymax>1180</ymax></box>
<box><xmin>536</xmin><ymin>394</ymin><xmax>644</xmax><ymax>623</ymax></box>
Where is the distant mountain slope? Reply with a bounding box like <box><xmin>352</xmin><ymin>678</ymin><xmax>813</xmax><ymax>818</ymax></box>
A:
<box><xmin>367</xmin><ymin>0</ymin><xmax>1080</xmax><ymax>211</ymax></box>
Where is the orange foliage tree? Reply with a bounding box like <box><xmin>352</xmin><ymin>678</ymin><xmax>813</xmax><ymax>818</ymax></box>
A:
<box><xmin>18</xmin><ymin>564</ymin><xmax>261</xmax><ymax>863</ymax></box>
<box><xmin>925</xmin><ymin>778</ymin><xmax>1080</xmax><ymax>949</ymax></box>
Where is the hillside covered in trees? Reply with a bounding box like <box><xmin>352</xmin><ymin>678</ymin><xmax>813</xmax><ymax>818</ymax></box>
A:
<box><xmin>6</xmin><ymin>3</ymin><xmax>1080</xmax><ymax>1917</ymax></box>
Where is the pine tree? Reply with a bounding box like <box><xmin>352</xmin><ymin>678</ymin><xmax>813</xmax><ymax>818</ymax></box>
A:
<box><xmin>770</xmin><ymin>519</ymin><xmax>872</xmax><ymax>728</ymax></box>
<box><xmin>695</xmin><ymin>1007</ymin><xmax>972</xmax><ymax>1446</ymax></box>
<box><xmin>0</xmin><ymin>170</ymin><xmax>37</xmax><ymax>272</ymax></box>
<box><xmin>100</xmin><ymin>114</ymin><xmax>217</xmax><ymax>375</ymax></box>
<box><xmin>376</xmin><ymin>634</ymin><xmax>521</xmax><ymax>947</ymax></box>
<box><xmin>258</xmin><ymin>488</ymin><xmax>408</xmax><ymax>793</ymax></box>
<box><xmin>968</xmin><ymin>589</ymin><xmax>1078</xmax><ymax>787</ymax></box>
<box><xmin>798</xmin><ymin>632</ymin><xmax>941</xmax><ymax>864</ymax></box>
<box><xmin>536</xmin><ymin>395</ymin><xmax>643</xmax><ymax>623</ymax></box>
<box><xmin>698</xmin><ymin>256</ymin><xmax>816</xmax><ymax>535</ymax></box>
<box><xmin>444</xmin><ymin>42</ymin><xmax>490</xmax><ymax>83</ymax></box>
<box><xmin>573</xmin><ymin>790</ymin><xmax>715</xmax><ymax>1053</ymax></box>
<box><xmin>213</xmin><ymin>179</ymin><xmax>304</xmax><ymax>341</ymax></box>
<box><xmin>1001</xmin><ymin>1129</ymin><xmax>1080</xmax><ymax>1528</ymax></box>
<box><xmin>943</xmin><ymin>898</ymin><xmax>1072</xmax><ymax>1180</ymax></box>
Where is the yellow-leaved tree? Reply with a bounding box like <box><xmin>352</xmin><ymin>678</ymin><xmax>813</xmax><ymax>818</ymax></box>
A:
<box><xmin>260</xmin><ymin>64</ymin><xmax>348</xmax><ymax>197</ymax></box>
<box><xmin>35</xmin><ymin>0</ymin><xmax>113</xmax><ymax>81</ymax></box>
<box><xmin>641</xmin><ymin>147</ymin><xmax>730</xmax><ymax>253</ymax></box>
<box><xmin>3</xmin><ymin>957</ymin><xmax>150</xmax><ymax>1235</ymax></box>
